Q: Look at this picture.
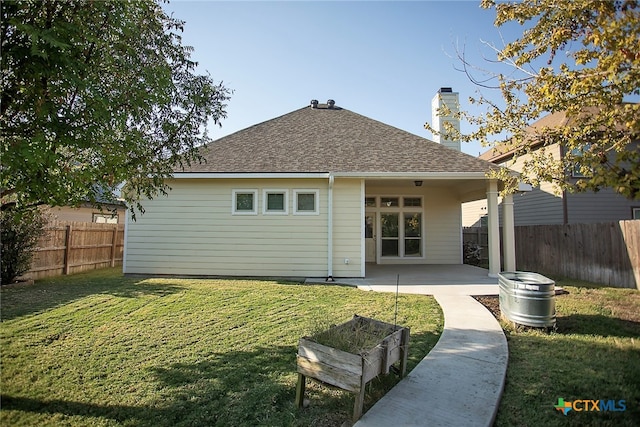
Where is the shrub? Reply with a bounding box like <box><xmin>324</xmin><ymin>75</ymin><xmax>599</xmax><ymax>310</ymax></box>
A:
<box><xmin>1</xmin><ymin>207</ymin><xmax>47</xmax><ymax>285</ymax></box>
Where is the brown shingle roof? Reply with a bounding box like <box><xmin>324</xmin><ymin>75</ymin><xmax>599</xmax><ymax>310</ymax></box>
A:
<box><xmin>180</xmin><ymin>103</ymin><xmax>497</xmax><ymax>174</ymax></box>
<box><xmin>478</xmin><ymin>107</ymin><xmax>617</xmax><ymax>163</ymax></box>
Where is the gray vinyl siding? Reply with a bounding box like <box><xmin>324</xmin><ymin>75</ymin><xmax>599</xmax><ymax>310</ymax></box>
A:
<box><xmin>513</xmin><ymin>187</ymin><xmax>565</xmax><ymax>225</ymax></box>
<box><xmin>566</xmin><ymin>189</ymin><xmax>637</xmax><ymax>223</ymax></box>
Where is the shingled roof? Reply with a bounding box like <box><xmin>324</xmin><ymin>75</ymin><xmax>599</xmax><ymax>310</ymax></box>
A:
<box><xmin>179</xmin><ymin>103</ymin><xmax>497</xmax><ymax>174</ymax></box>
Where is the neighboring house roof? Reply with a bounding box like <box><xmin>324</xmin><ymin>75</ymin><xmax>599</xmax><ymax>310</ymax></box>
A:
<box><xmin>478</xmin><ymin>111</ymin><xmax>573</xmax><ymax>163</ymax></box>
<box><xmin>179</xmin><ymin>103</ymin><xmax>498</xmax><ymax>174</ymax></box>
<box><xmin>479</xmin><ymin>106</ymin><xmax>633</xmax><ymax>163</ymax></box>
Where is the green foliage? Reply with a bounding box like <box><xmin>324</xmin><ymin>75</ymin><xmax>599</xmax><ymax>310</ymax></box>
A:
<box><xmin>0</xmin><ymin>207</ymin><xmax>47</xmax><ymax>284</ymax></box>
<box><xmin>429</xmin><ymin>0</ymin><xmax>640</xmax><ymax>199</ymax></box>
<box><xmin>1</xmin><ymin>0</ymin><xmax>231</xmax><ymax>213</ymax></box>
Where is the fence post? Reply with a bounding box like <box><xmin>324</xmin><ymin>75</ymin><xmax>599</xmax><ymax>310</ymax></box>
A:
<box><xmin>110</xmin><ymin>227</ymin><xmax>118</xmax><ymax>267</ymax></box>
<box><xmin>63</xmin><ymin>225</ymin><xmax>72</xmax><ymax>275</ymax></box>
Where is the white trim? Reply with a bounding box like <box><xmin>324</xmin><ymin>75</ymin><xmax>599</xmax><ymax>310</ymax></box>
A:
<box><xmin>502</xmin><ymin>193</ymin><xmax>516</xmax><ymax>271</ymax></box>
<box><xmin>373</xmin><ymin>195</ymin><xmax>425</xmax><ymax>260</ymax></box>
<box><xmin>360</xmin><ymin>179</ymin><xmax>366</xmax><ymax>277</ymax></box>
<box><xmin>327</xmin><ymin>175</ymin><xmax>334</xmax><ymax>278</ymax></box>
<box><xmin>293</xmin><ymin>189</ymin><xmax>320</xmax><ymax>215</ymax></box>
<box><xmin>123</xmin><ymin>209</ymin><xmax>129</xmax><ymax>273</ymax></box>
<box><xmin>333</xmin><ymin>172</ymin><xmax>490</xmax><ymax>179</ymax></box>
<box><xmin>232</xmin><ymin>189</ymin><xmax>258</xmax><ymax>215</ymax></box>
<box><xmin>262</xmin><ymin>189</ymin><xmax>289</xmax><ymax>215</ymax></box>
<box><xmin>172</xmin><ymin>171</ymin><xmax>494</xmax><ymax>180</ymax></box>
<box><xmin>487</xmin><ymin>180</ymin><xmax>501</xmax><ymax>277</ymax></box>
<box><xmin>173</xmin><ymin>172</ymin><xmax>330</xmax><ymax>179</ymax></box>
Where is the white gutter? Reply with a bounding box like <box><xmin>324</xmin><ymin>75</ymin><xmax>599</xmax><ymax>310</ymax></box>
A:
<box><xmin>327</xmin><ymin>173</ymin><xmax>334</xmax><ymax>281</ymax></box>
<box><xmin>332</xmin><ymin>171</ymin><xmax>489</xmax><ymax>179</ymax></box>
<box><xmin>172</xmin><ymin>172</ymin><xmax>330</xmax><ymax>179</ymax></box>
<box><xmin>172</xmin><ymin>172</ymin><xmax>491</xmax><ymax>180</ymax></box>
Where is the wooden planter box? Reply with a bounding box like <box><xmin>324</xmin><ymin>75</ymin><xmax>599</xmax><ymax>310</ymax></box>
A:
<box><xmin>295</xmin><ymin>315</ymin><xmax>410</xmax><ymax>422</ymax></box>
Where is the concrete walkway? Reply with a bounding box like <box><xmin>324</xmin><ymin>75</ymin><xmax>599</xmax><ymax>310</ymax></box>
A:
<box><xmin>353</xmin><ymin>285</ymin><xmax>508</xmax><ymax>427</ymax></box>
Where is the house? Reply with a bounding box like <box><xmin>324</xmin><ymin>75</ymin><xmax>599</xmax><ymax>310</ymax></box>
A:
<box><xmin>124</xmin><ymin>89</ymin><xmax>516</xmax><ymax>279</ymax></box>
<box><xmin>48</xmin><ymin>201</ymin><xmax>126</xmax><ymax>224</ymax></box>
<box><xmin>462</xmin><ymin>110</ymin><xmax>640</xmax><ymax>227</ymax></box>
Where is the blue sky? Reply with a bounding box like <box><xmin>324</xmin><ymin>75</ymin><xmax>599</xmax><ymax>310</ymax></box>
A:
<box><xmin>164</xmin><ymin>0</ymin><xmax>528</xmax><ymax>156</ymax></box>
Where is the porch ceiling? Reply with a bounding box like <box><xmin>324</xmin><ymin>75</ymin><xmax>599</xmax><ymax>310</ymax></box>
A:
<box><xmin>364</xmin><ymin>178</ymin><xmax>487</xmax><ymax>202</ymax></box>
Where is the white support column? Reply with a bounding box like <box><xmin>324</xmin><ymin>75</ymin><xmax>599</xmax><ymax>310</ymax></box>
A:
<box><xmin>502</xmin><ymin>193</ymin><xmax>516</xmax><ymax>272</ymax></box>
<box><xmin>486</xmin><ymin>180</ymin><xmax>500</xmax><ymax>277</ymax></box>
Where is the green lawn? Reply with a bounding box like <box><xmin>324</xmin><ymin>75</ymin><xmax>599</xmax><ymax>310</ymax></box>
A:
<box><xmin>494</xmin><ymin>279</ymin><xmax>640</xmax><ymax>427</ymax></box>
<box><xmin>0</xmin><ymin>268</ymin><xmax>443</xmax><ymax>427</ymax></box>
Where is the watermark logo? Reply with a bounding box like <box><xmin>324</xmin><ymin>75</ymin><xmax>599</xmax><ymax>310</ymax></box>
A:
<box><xmin>554</xmin><ymin>398</ymin><xmax>626</xmax><ymax>415</ymax></box>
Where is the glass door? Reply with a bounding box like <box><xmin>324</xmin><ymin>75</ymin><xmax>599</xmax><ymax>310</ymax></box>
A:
<box><xmin>381</xmin><ymin>213</ymin><xmax>399</xmax><ymax>257</ymax></box>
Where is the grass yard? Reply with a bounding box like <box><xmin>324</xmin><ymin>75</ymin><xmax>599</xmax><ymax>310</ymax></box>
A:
<box><xmin>0</xmin><ymin>268</ymin><xmax>443</xmax><ymax>427</ymax></box>
<box><xmin>480</xmin><ymin>278</ymin><xmax>640</xmax><ymax>427</ymax></box>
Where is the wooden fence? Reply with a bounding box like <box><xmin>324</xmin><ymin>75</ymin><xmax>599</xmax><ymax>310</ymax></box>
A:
<box><xmin>464</xmin><ymin>220</ymin><xmax>639</xmax><ymax>289</ymax></box>
<box><xmin>26</xmin><ymin>221</ymin><xmax>125</xmax><ymax>280</ymax></box>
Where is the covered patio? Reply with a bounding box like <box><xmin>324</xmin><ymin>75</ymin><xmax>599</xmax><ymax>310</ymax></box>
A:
<box><xmin>306</xmin><ymin>264</ymin><xmax>499</xmax><ymax>296</ymax></box>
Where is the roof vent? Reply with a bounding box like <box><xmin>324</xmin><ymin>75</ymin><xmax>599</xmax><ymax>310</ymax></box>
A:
<box><xmin>327</xmin><ymin>99</ymin><xmax>335</xmax><ymax>109</ymax></box>
<box><xmin>310</xmin><ymin>99</ymin><xmax>319</xmax><ymax>109</ymax></box>
<box><xmin>439</xmin><ymin>87</ymin><xmax>453</xmax><ymax>93</ymax></box>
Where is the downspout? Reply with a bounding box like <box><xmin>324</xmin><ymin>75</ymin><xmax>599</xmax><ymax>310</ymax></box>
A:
<box><xmin>327</xmin><ymin>173</ymin><xmax>334</xmax><ymax>281</ymax></box>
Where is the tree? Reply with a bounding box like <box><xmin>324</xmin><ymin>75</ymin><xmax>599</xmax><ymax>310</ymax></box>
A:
<box><xmin>1</xmin><ymin>0</ymin><xmax>231</xmax><ymax>214</ymax></box>
<box><xmin>429</xmin><ymin>0</ymin><xmax>640</xmax><ymax>199</ymax></box>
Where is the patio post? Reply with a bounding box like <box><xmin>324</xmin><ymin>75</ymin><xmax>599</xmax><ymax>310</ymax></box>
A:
<box><xmin>486</xmin><ymin>180</ymin><xmax>500</xmax><ymax>277</ymax></box>
<box><xmin>502</xmin><ymin>193</ymin><xmax>516</xmax><ymax>271</ymax></box>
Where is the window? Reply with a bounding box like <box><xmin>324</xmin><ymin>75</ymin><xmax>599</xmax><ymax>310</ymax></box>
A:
<box><xmin>365</xmin><ymin>197</ymin><xmax>377</xmax><ymax>207</ymax></box>
<box><xmin>403</xmin><ymin>197</ymin><xmax>421</xmax><ymax>207</ymax></box>
<box><xmin>569</xmin><ymin>145</ymin><xmax>591</xmax><ymax>178</ymax></box>
<box><xmin>404</xmin><ymin>213</ymin><xmax>422</xmax><ymax>256</ymax></box>
<box><xmin>232</xmin><ymin>189</ymin><xmax>258</xmax><ymax>215</ymax></box>
<box><xmin>381</xmin><ymin>213</ymin><xmax>399</xmax><ymax>256</ymax></box>
<box><xmin>373</xmin><ymin>196</ymin><xmax>424</xmax><ymax>258</ymax></box>
<box><xmin>263</xmin><ymin>189</ymin><xmax>288</xmax><ymax>214</ymax></box>
<box><xmin>93</xmin><ymin>213</ymin><xmax>118</xmax><ymax>224</ymax></box>
<box><xmin>381</xmin><ymin>197</ymin><xmax>399</xmax><ymax>207</ymax></box>
<box><xmin>294</xmin><ymin>190</ymin><xmax>319</xmax><ymax>215</ymax></box>
<box><xmin>633</xmin><ymin>208</ymin><xmax>640</xmax><ymax>220</ymax></box>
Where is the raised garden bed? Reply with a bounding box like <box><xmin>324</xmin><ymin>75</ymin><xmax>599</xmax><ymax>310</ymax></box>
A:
<box><xmin>295</xmin><ymin>315</ymin><xmax>410</xmax><ymax>422</ymax></box>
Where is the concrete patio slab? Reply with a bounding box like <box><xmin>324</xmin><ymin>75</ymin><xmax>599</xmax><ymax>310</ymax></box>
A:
<box><xmin>305</xmin><ymin>264</ymin><xmax>500</xmax><ymax>296</ymax></box>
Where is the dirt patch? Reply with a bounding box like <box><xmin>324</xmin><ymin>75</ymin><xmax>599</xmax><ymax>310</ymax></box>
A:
<box><xmin>474</xmin><ymin>295</ymin><xmax>500</xmax><ymax>321</ymax></box>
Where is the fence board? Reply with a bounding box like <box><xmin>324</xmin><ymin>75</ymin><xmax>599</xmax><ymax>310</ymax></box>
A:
<box><xmin>514</xmin><ymin>220</ymin><xmax>639</xmax><ymax>289</ymax></box>
<box><xmin>26</xmin><ymin>221</ymin><xmax>125</xmax><ymax>280</ymax></box>
<box><xmin>464</xmin><ymin>221</ymin><xmax>639</xmax><ymax>289</ymax></box>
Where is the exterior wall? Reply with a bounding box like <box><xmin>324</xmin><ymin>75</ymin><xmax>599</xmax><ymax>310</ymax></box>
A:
<box><xmin>332</xmin><ymin>179</ymin><xmax>364</xmax><ymax>277</ymax></box>
<box><xmin>365</xmin><ymin>183</ymin><xmax>462</xmax><ymax>264</ymax></box>
<box><xmin>462</xmin><ymin>199</ymin><xmax>487</xmax><ymax>227</ymax></box>
<box><xmin>503</xmin><ymin>144</ymin><xmax>565</xmax><ymax>225</ymax></box>
<box><xmin>125</xmin><ymin>178</ymin><xmax>332</xmax><ymax>277</ymax></box>
<box><xmin>566</xmin><ymin>188</ymin><xmax>638</xmax><ymax>223</ymax></box>
<box><xmin>425</xmin><ymin>187</ymin><xmax>463</xmax><ymax>263</ymax></box>
<box><xmin>48</xmin><ymin>205</ymin><xmax>125</xmax><ymax>224</ymax></box>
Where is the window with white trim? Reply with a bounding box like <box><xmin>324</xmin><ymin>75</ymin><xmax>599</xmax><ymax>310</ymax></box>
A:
<box><xmin>93</xmin><ymin>213</ymin><xmax>118</xmax><ymax>224</ymax></box>
<box><xmin>263</xmin><ymin>189</ymin><xmax>288</xmax><ymax>214</ymax></box>
<box><xmin>293</xmin><ymin>189</ymin><xmax>319</xmax><ymax>215</ymax></box>
<box><xmin>633</xmin><ymin>207</ymin><xmax>640</xmax><ymax>220</ymax></box>
<box><xmin>378</xmin><ymin>196</ymin><xmax>424</xmax><ymax>258</ymax></box>
<box><xmin>232</xmin><ymin>189</ymin><xmax>258</xmax><ymax>215</ymax></box>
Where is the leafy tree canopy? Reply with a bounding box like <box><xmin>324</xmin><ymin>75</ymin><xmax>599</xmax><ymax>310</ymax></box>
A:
<box><xmin>429</xmin><ymin>0</ymin><xmax>639</xmax><ymax>199</ymax></box>
<box><xmin>1</xmin><ymin>0</ymin><xmax>231</xmax><ymax>214</ymax></box>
